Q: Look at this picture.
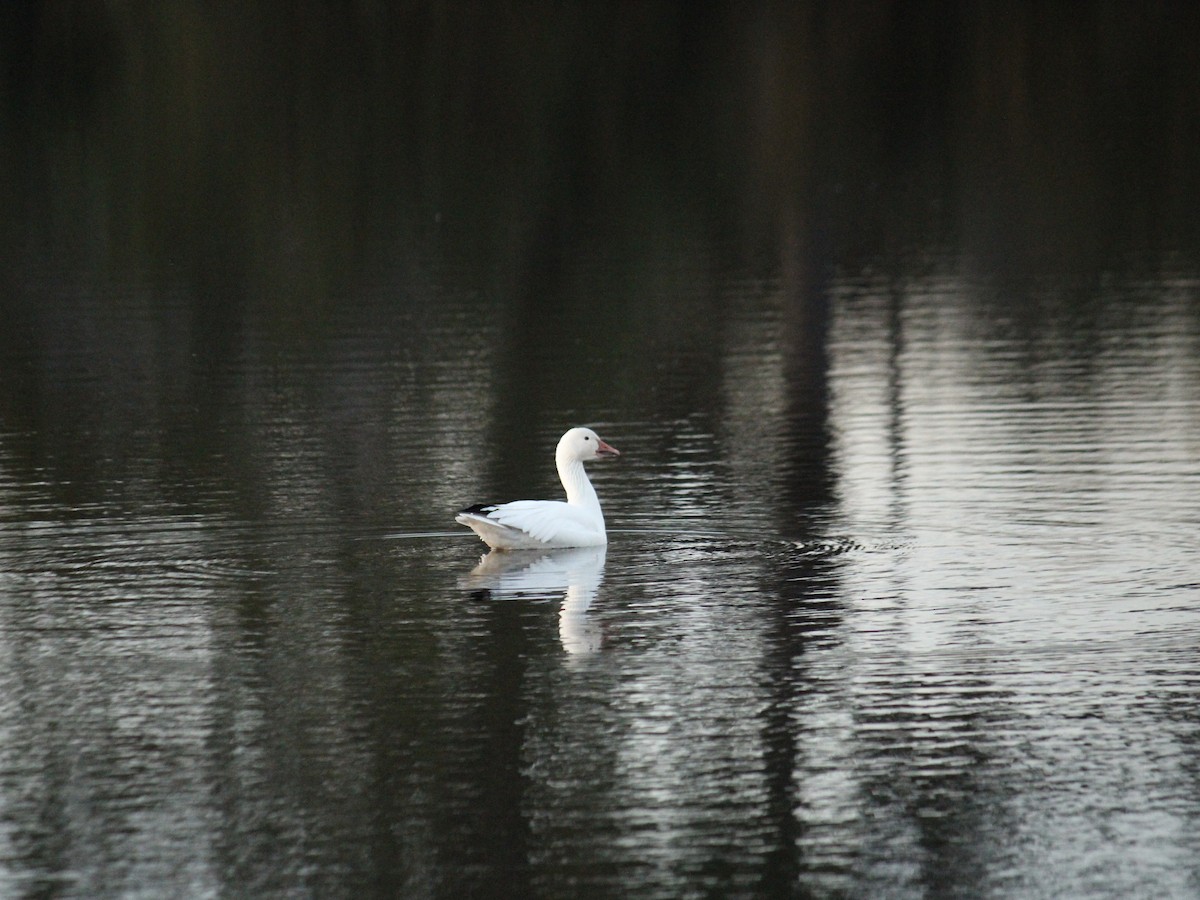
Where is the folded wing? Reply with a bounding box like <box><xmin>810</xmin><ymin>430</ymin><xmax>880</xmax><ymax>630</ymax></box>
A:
<box><xmin>456</xmin><ymin>500</ymin><xmax>606</xmax><ymax>549</ymax></box>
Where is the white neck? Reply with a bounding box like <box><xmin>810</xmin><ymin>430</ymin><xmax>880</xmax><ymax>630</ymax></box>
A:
<box><xmin>557</xmin><ymin>455</ymin><xmax>604</xmax><ymax>524</ymax></box>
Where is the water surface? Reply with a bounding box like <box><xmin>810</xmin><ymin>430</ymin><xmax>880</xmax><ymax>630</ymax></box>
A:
<box><xmin>2</xmin><ymin>4</ymin><xmax>1200</xmax><ymax>898</ymax></box>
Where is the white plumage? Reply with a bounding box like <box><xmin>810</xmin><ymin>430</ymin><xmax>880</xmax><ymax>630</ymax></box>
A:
<box><xmin>455</xmin><ymin>427</ymin><xmax>620</xmax><ymax>550</ymax></box>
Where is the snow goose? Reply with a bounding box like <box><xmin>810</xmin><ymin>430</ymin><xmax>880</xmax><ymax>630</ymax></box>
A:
<box><xmin>455</xmin><ymin>427</ymin><xmax>620</xmax><ymax>550</ymax></box>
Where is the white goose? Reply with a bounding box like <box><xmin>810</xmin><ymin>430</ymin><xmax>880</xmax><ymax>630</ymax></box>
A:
<box><xmin>455</xmin><ymin>427</ymin><xmax>620</xmax><ymax>550</ymax></box>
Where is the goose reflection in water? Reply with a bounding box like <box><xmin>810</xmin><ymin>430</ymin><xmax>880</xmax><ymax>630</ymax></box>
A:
<box><xmin>461</xmin><ymin>546</ymin><xmax>606</xmax><ymax>655</ymax></box>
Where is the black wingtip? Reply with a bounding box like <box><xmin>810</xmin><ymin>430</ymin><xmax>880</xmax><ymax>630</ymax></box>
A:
<box><xmin>458</xmin><ymin>503</ymin><xmax>498</xmax><ymax>516</ymax></box>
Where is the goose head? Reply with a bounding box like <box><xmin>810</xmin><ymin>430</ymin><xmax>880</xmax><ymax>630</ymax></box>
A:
<box><xmin>556</xmin><ymin>427</ymin><xmax>620</xmax><ymax>464</ymax></box>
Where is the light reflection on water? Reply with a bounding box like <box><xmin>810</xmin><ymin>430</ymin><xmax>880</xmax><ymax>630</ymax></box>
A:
<box><xmin>1</xmin><ymin>258</ymin><xmax>1199</xmax><ymax>896</ymax></box>
<box><xmin>3</xmin><ymin>6</ymin><xmax>1200</xmax><ymax>891</ymax></box>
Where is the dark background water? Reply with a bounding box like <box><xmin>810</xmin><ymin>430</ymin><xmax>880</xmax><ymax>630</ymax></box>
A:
<box><xmin>2</xmin><ymin>3</ymin><xmax>1199</xmax><ymax>897</ymax></box>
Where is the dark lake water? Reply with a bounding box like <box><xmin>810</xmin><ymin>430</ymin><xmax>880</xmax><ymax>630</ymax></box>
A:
<box><xmin>3</xmin><ymin>5</ymin><xmax>1200</xmax><ymax>898</ymax></box>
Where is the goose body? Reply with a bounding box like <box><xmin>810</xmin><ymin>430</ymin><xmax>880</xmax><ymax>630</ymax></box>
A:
<box><xmin>456</xmin><ymin>427</ymin><xmax>620</xmax><ymax>550</ymax></box>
